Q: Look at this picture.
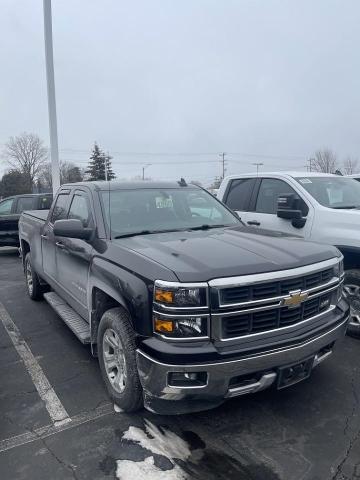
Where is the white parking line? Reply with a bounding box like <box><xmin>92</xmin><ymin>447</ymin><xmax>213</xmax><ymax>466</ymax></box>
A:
<box><xmin>0</xmin><ymin>403</ymin><xmax>113</xmax><ymax>453</ymax></box>
<box><xmin>0</xmin><ymin>301</ymin><xmax>71</xmax><ymax>426</ymax></box>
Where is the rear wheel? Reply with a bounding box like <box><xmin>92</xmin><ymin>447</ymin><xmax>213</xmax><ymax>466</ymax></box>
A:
<box><xmin>97</xmin><ymin>307</ymin><xmax>143</xmax><ymax>412</ymax></box>
<box><xmin>343</xmin><ymin>269</ymin><xmax>360</xmax><ymax>338</ymax></box>
<box><xmin>24</xmin><ymin>253</ymin><xmax>44</xmax><ymax>301</ymax></box>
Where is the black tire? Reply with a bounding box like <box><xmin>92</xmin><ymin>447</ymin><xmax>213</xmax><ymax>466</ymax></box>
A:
<box><xmin>24</xmin><ymin>253</ymin><xmax>44</xmax><ymax>301</ymax></box>
<box><xmin>344</xmin><ymin>269</ymin><xmax>360</xmax><ymax>338</ymax></box>
<box><xmin>97</xmin><ymin>307</ymin><xmax>143</xmax><ymax>412</ymax></box>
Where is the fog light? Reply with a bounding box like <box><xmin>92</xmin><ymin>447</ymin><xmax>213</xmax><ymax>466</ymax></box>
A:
<box><xmin>168</xmin><ymin>371</ymin><xmax>208</xmax><ymax>388</ymax></box>
<box><xmin>154</xmin><ymin>318</ymin><xmax>174</xmax><ymax>333</ymax></box>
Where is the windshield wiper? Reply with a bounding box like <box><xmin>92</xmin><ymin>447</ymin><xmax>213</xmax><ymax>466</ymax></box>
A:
<box><xmin>114</xmin><ymin>228</ymin><xmax>187</xmax><ymax>239</ymax></box>
<box><xmin>188</xmin><ymin>224</ymin><xmax>229</xmax><ymax>231</ymax></box>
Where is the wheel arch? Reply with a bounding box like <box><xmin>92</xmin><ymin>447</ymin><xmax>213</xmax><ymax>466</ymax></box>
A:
<box><xmin>336</xmin><ymin>246</ymin><xmax>360</xmax><ymax>271</ymax></box>
<box><xmin>20</xmin><ymin>239</ymin><xmax>30</xmax><ymax>268</ymax></box>
<box><xmin>89</xmin><ymin>284</ymin><xmax>130</xmax><ymax>352</ymax></box>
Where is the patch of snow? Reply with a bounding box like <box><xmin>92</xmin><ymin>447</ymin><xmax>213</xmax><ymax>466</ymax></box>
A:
<box><xmin>116</xmin><ymin>456</ymin><xmax>187</xmax><ymax>480</ymax></box>
<box><xmin>116</xmin><ymin>420</ymin><xmax>194</xmax><ymax>479</ymax></box>
<box><xmin>122</xmin><ymin>420</ymin><xmax>191</xmax><ymax>461</ymax></box>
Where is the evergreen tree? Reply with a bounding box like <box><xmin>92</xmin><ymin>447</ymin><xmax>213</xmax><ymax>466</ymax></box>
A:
<box><xmin>85</xmin><ymin>143</ymin><xmax>116</xmax><ymax>181</ymax></box>
<box><xmin>0</xmin><ymin>170</ymin><xmax>31</xmax><ymax>198</ymax></box>
<box><xmin>104</xmin><ymin>153</ymin><xmax>116</xmax><ymax>180</ymax></box>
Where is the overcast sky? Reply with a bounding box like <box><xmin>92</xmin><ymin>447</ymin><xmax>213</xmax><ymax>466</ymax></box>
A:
<box><xmin>1</xmin><ymin>0</ymin><xmax>360</xmax><ymax>184</ymax></box>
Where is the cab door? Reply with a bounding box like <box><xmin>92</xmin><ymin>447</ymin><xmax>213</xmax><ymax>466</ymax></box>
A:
<box><xmin>55</xmin><ymin>190</ymin><xmax>94</xmax><ymax>318</ymax></box>
<box><xmin>42</xmin><ymin>191</ymin><xmax>70</xmax><ymax>281</ymax></box>
<box><xmin>245</xmin><ymin>178</ymin><xmax>313</xmax><ymax>238</ymax></box>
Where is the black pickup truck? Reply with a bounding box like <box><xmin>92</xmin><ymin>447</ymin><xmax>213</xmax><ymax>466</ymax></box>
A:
<box><xmin>19</xmin><ymin>181</ymin><xmax>349</xmax><ymax>414</ymax></box>
<box><xmin>0</xmin><ymin>193</ymin><xmax>52</xmax><ymax>247</ymax></box>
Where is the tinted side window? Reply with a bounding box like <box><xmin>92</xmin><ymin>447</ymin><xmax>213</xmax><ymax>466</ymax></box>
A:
<box><xmin>16</xmin><ymin>197</ymin><xmax>35</xmax><ymax>213</ymax></box>
<box><xmin>68</xmin><ymin>195</ymin><xmax>92</xmax><ymax>227</ymax></box>
<box><xmin>224</xmin><ymin>178</ymin><xmax>255</xmax><ymax>211</ymax></box>
<box><xmin>0</xmin><ymin>198</ymin><xmax>14</xmax><ymax>215</ymax></box>
<box><xmin>255</xmin><ymin>179</ymin><xmax>308</xmax><ymax>215</ymax></box>
<box><xmin>38</xmin><ymin>196</ymin><xmax>53</xmax><ymax>210</ymax></box>
<box><xmin>51</xmin><ymin>194</ymin><xmax>69</xmax><ymax>223</ymax></box>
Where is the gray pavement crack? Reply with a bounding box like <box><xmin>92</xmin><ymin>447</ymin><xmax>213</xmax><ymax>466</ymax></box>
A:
<box><xmin>3</xmin><ymin>411</ymin><xmax>80</xmax><ymax>480</ymax></box>
<box><xmin>331</xmin><ymin>368</ymin><xmax>360</xmax><ymax>480</ymax></box>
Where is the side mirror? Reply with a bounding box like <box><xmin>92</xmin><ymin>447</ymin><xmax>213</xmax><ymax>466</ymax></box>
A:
<box><xmin>277</xmin><ymin>194</ymin><xmax>307</xmax><ymax>229</ymax></box>
<box><xmin>53</xmin><ymin>219</ymin><xmax>93</xmax><ymax>240</ymax></box>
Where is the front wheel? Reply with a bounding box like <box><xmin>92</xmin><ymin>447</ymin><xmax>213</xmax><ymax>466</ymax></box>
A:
<box><xmin>97</xmin><ymin>307</ymin><xmax>143</xmax><ymax>412</ymax></box>
<box><xmin>343</xmin><ymin>269</ymin><xmax>360</xmax><ymax>338</ymax></box>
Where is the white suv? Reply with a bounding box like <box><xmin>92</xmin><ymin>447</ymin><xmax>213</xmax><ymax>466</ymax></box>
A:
<box><xmin>218</xmin><ymin>171</ymin><xmax>359</xmax><ymax>337</ymax></box>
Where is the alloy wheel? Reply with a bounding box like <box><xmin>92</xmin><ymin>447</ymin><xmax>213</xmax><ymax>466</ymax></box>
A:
<box><xmin>102</xmin><ymin>328</ymin><xmax>127</xmax><ymax>394</ymax></box>
<box><xmin>26</xmin><ymin>261</ymin><xmax>33</xmax><ymax>297</ymax></box>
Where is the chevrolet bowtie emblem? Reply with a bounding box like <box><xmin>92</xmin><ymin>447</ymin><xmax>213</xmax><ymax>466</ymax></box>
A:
<box><xmin>283</xmin><ymin>290</ymin><xmax>309</xmax><ymax>308</ymax></box>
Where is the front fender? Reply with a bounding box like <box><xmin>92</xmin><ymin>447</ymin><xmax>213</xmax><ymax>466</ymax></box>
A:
<box><xmin>89</xmin><ymin>257</ymin><xmax>153</xmax><ymax>336</ymax></box>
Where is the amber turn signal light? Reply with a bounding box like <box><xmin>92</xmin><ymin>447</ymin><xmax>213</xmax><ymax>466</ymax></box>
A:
<box><xmin>155</xmin><ymin>288</ymin><xmax>174</xmax><ymax>304</ymax></box>
<box><xmin>154</xmin><ymin>318</ymin><xmax>174</xmax><ymax>333</ymax></box>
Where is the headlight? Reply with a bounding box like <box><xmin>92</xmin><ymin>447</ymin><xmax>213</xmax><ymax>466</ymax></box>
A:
<box><xmin>333</xmin><ymin>259</ymin><xmax>344</xmax><ymax>278</ymax></box>
<box><xmin>154</xmin><ymin>282</ymin><xmax>208</xmax><ymax>308</ymax></box>
<box><xmin>153</xmin><ymin>313</ymin><xmax>208</xmax><ymax>338</ymax></box>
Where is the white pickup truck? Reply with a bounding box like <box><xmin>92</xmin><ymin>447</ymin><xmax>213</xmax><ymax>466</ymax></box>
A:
<box><xmin>218</xmin><ymin>171</ymin><xmax>359</xmax><ymax>337</ymax></box>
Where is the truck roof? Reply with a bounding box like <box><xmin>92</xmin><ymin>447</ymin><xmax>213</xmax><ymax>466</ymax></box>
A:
<box><xmin>61</xmin><ymin>180</ymin><xmax>199</xmax><ymax>191</ymax></box>
<box><xmin>223</xmin><ymin>171</ymin><xmax>338</xmax><ymax>181</ymax></box>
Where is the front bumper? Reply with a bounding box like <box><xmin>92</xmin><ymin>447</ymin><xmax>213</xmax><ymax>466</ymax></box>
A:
<box><xmin>137</xmin><ymin>309</ymin><xmax>349</xmax><ymax>414</ymax></box>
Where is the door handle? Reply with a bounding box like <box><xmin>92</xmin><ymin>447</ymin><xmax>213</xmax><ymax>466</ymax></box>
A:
<box><xmin>247</xmin><ymin>220</ymin><xmax>261</xmax><ymax>226</ymax></box>
<box><xmin>41</xmin><ymin>234</ymin><xmax>48</xmax><ymax>240</ymax></box>
<box><xmin>56</xmin><ymin>241</ymin><xmax>66</xmax><ymax>250</ymax></box>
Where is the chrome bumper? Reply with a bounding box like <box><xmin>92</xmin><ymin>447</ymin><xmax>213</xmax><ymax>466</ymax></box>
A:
<box><xmin>137</xmin><ymin>315</ymin><xmax>348</xmax><ymax>413</ymax></box>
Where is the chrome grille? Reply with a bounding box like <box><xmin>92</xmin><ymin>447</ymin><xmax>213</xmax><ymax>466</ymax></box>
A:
<box><xmin>222</xmin><ymin>293</ymin><xmax>332</xmax><ymax>339</ymax></box>
<box><xmin>220</xmin><ymin>268</ymin><xmax>333</xmax><ymax>305</ymax></box>
<box><xmin>209</xmin><ymin>258</ymin><xmax>343</xmax><ymax>342</ymax></box>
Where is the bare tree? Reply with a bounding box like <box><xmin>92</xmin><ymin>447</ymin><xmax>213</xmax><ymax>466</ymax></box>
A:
<box><xmin>38</xmin><ymin>161</ymin><xmax>84</xmax><ymax>188</ymax></box>
<box><xmin>343</xmin><ymin>156</ymin><xmax>359</xmax><ymax>175</ymax></box>
<box><xmin>311</xmin><ymin>149</ymin><xmax>337</xmax><ymax>173</ymax></box>
<box><xmin>3</xmin><ymin>133</ymin><xmax>48</xmax><ymax>190</ymax></box>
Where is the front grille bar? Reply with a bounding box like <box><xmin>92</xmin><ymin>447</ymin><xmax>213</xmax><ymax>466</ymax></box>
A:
<box><xmin>212</xmin><ymin>278</ymin><xmax>341</xmax><ymax>317</ymax></box>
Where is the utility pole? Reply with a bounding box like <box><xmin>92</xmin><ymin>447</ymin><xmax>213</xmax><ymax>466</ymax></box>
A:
<box><xmin>142</xmin><ymin>163</ymin><xmax>151</xmax><ymax>180</ymax></box>
<box><xmin>43</xmin><ymin>0</ymin><xmax>60</xmax><ymax>194</ymax></box>
<box><xmin>219</xmin><ymin>153</ymin><xmax>227</xmax><ymax>179</ymax></box>
<box><xmin>252</xmin><ymin>162</ymin><xmax>263</xmax><ymax>174</ymax></box>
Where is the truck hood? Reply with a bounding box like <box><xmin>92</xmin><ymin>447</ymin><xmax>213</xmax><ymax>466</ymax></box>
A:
<box><xmin>115</xmin><ymin>226</ymin><xmax>339</xmax><ymax>282</ymax></box>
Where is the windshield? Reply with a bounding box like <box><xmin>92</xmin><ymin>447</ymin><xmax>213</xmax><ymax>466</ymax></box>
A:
<box><xmin>295</xmin><ymin>176</ymin><xmax>360</xmax><ymax>209</ymax></box>
<box><xmin>101</xmin><ymin>187</ymin><xmax>239</xmax><ymax>238</ymax></box>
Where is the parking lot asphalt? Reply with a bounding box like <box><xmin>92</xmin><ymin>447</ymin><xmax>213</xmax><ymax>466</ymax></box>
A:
<box><xmin>0</xmin><ymin>247</ymin><xmax>359</xmax><ymax>480</ymax></box>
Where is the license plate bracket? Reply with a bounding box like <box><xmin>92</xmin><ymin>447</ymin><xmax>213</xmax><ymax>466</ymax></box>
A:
<box><xmin>277</xmin><ymin>356</ymin><xmax>314</xmax><ymax>390</ymax></box>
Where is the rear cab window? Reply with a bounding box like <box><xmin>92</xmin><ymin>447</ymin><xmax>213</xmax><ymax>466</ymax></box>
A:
<box><xmin>15</xmin><ymin>197</ymin><xmax>35</xmax><ymax>214</ymax></box>
<box><xmin>223</xmin><ymin>178</ymin><xmax>256</xmax><ymax>211</ymax></box>
<box><xmin>38</xmin><ymin>196</ymin><xmax>53</xmax><ymax>210</ymax></box>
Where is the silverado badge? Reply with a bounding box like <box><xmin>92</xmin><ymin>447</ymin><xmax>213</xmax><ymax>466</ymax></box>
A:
<box><xmin>283</xmin><ymin>289</ymin><xmax>309</xmax><ymax>308</ymax></box>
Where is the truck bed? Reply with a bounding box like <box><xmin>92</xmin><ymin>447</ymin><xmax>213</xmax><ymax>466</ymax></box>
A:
<box><xmin>22</xmin><ymin>210</ymin><xmax>49</xmax><ymax>222</ymax></box>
